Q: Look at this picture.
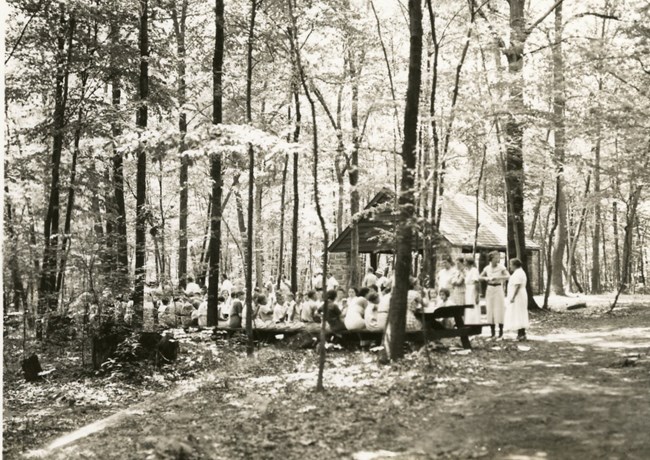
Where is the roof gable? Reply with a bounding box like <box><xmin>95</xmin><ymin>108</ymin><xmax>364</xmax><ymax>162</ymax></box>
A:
<box><xmin>328</xmin><ymin>190</ymin><xmax>541</xmax><ymax>252</ymax></box>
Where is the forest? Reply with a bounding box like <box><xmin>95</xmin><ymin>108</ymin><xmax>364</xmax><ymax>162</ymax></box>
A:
<box><xmin>3</xmin><ymin>0</ymin><xmax>650</xmax><ymax>458</ymax></box>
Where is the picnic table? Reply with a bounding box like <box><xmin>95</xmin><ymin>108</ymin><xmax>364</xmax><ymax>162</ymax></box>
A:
<box><xmin>415</xmin><ymin>305</ymin><xmax>484</xmax><ymax>349</ymax></box>
<box><xmin>214</xmin><ymin>304</ymin><xmax>485</xmax><ymax>349</ymax></box>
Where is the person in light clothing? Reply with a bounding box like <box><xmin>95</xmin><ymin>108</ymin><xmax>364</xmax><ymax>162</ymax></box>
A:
<box><xmin>463</xmin><ymin>258</ymin><xmax>481</xmax><ymax>324</ymax></box>
<box><xmin>505</xmin><ymin>258</ymin><xmax>529</xmax><ymax>341</ymax></box>
<box><xmin>436</xmin><ymin>256</ymin><xmax>454</xmax><ymax>293</ymax></box>
<box><xmin>450</xmin><ymin>257</ymin><xmax>466</xmax><ymax>305</ymax></box>
<box><xmin>479</xmin><ymin>251</ymin><xmax>509</xmax><ymax>338</ymax></box>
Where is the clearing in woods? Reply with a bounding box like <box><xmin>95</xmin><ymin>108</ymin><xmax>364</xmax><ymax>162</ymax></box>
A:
<box><xmin>11</xmin><ymin>297</ymin><xmax>650</xmax><ymax>459</ymax></box>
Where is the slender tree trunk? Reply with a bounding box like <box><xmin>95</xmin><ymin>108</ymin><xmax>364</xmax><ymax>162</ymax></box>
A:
<box><xmin>591</xmin><ymin>136</ymin><xmax>602</xmax><ymax>293</ymax></box>
<box><xmin>550</xmin><ymin>2</ymin><xmax>567</xmax><ymax>296</ymax></box>
<box><xmin>473</xmin><ymin>144</ymin><xmax>487</xmax><ymax>256</ymax></box>
<box><xmin>426</xmin><ymin>0</ymin><xmax>440</xmax><ymax>287</ymax></box>
<box><xmin>544</xmin><ymin>163</ymin><xmax>562</xmax><ymax>309</ymax></box>
<box><xmin>567</xmin><ymin>174</ymin><xmax>591</xmax><ymax>293</ymax></box>
<box><xmin>613</xmin><ymin>200</ymin><xmax>620</xmax><ymax>285</ymax></box>
<box><xmin>5</xmin><ymin>188</ymin><xmax>26</xmax><ymax>311</ymax></box>
<box><xmin>56</xmin><ymin>102</ymin><xmax>82</xmax><ymax>295</ymax></box>
<box><xmin>288</xmin><ymin>3</ymin><xmax>301</xmax><ymax>294</ymax></box>
<box><xmin>133</xmin><ymin>0</ymin><xmax>150</xmax><ymax>327</ymax></box>
<box><xmin>157</xmin><ymin>160</ymin><xmax>168</xmax><ymax>281</ymax></box>
<box><xmin>383</xmin><ymin>0</ymin><xmax>422</xmax><ymax>362</ymax></box>
<box><xmin>245</xmin><ymin>0</ymin><xmax>258</xmax><ymax>355</ymax></box>
<box><xmin>287</xmin><ymin>0</ymin><xmax>330</xmax><ymax>388</ymax></box>
<box><xmin>348</xmin><ymin>52</ymin><xmax>361</xmax><ymax>289</ymax></box>
<box><xmin>111</xmin><ymin>19</ymin><xmax>129</xmax><ymax>279</ymax></box>
<box><xmin>38</xmin><ymin>9</ymin><xmax>75</xmax><ymax>323</ymax></box>
<box><xmin>198</xmin><ymin>197</ymin><xmax>212</xmax><ymax>285</ymax></box>
<box><xmin>172</xmin><ymin>0</ymin><xmax>190</xmax><ymax>289</ymax></box>
<box><xmin>254</xmin><ymin>183</ymin><xmax>264</xmax><ymax>288</ymax></box>
<box><xmin>277</xmin><ymin>153</ymin><xmax>289</xmax><ymax>288</ymax></box>
<box><xmin>611</xmin><ymin>167</ymin><xmax>647</xmax><ymax>311</ymax></box>
<box><xmin>529</xmin><ymin>181</ymin><xmax>544</xmax><ymax>239</ymax></box>
<box><xmin>207</xmin><ymin>0</ymin><xmax>225</xmax><ymax>326</ymax></box>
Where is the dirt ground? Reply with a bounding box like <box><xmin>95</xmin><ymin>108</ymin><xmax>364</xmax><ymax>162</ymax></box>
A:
<box><xmin>5</xmin><ymin>296</ymin><xmax>650</xmax><ymax>460</ymax></box>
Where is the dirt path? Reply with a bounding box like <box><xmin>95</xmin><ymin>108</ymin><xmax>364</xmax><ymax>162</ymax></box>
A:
<box><xmin>21</xmin><ymin>304</ymin><xmax>650</xmax><ymax>460</ymax></box>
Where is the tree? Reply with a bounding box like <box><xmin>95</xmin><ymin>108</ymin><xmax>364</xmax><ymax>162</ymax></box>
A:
<box><xmin>37</xmin><ymin>7</ymin><xmax>75</xmax><ymax>329</ymax></box>
<box><xmin>383</xmin><ymin>0</ymin><xmax>422</xmax><ymax>361</ymax></box>
<box><xmin>207</xmin><ymin>0</ymin><xmax>225</xmax><ymax>327</ymax></box>
<box><xmin>133</xmin><ymin>0</ymin><xmax>150</xmax><ymax>327</ymax></box>
<box><xmin>550</xmin><ymin>1</ymin><xmax>568</xmax><ymax>296</ymax></box>
<box><xmin>171</xmin><ymin>0</ymin><xmax>190</xmax><ymax>290</ymax></box>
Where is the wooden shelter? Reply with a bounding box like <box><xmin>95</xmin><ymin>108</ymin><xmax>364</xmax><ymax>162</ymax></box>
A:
<box><xmin>327</xmin><ymin>189</ymin><xmax>542</xmax><ymax>293</ymax></box>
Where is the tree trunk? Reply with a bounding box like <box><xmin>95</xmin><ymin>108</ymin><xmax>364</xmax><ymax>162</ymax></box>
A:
<box><xmin>291</xmin><ymin>23</ymin><xmax>329</xmax><ymax>390</ymax></box>
<box><xmin>38</xmin><ymin>9</ymin><xmax>75</xmax><ymax>322</ymax></box>
<box><xmin>277</xmin><ymin>153</ymin><xmax>289</xmax><ymax>288</ymax></box>
<box><xmin>55</xmin><ymin>102</ymin><xmax>82</xmax><ymax>295</ymax></box>
<box><xmin>383</xmin><ymin>0</ymin><xmax>422</xmax><ymax>362</ymax></box>
<box><xmin>5</xmin><ymin>187</ymin><xmax>26</xmax><ymax>311</ymax></box>
<box><xmin>254</xmin><ymin>182</ymin><xmax>264</xmax><ymax>288</ymax></box>
<box><xmin>426</xmin><ymin>0</ymin><xmax>440</xmax><ymax>287</ymax></box>
<box><xmin>207</xmin><ymin>0</ymin><xmax>225</xmax><ymax>327</ymax></box>
<box><xmin>567</xmin><ymin>174</ymin><xmax>591</xmax><ymax>293</ymax></box>
<box><xmin>529</xmin><ymin>180</ymin><xmax>544</xmax><ymax>239</ymax></box>
<box><xmin>111</xmin><ymin>18</ymin><xmax>129</xmax><ymax>279</ymax></box>
<box><xmin>591</xmin><ymin>136</ymin><xmax>602</xmax><ymax>293</ymax></box>
<box><xmin>245</xmin><ymin>0</ymin><xmax>258</xmax><ymax>355</ymax></box>
<box><xmin>503</xmin><ymin>0</ymin><xmax>538</xmax><ymax>309</ymax></box>
<box><xmin>288</xmin><ymin>5</ymin><xmax>301</xmax><ymax>294</ymax></box>
<box><xmin>134</xmin><ymin>0</ymin><xmax>150</xmax><ymax>328</ymax></box>
<box><xmin>172</xmin><ymin>0</ymin><xmax>190</xmax><ymax>289</ymax></box>
<box><xmin>613</xmin><ymin>200</ymin><xmax>620</xmax><ymax>285</ymax></box>
<box><xmin>550</xmin><ymin>2</ymin><xmax>567</xmax><ymax>296</ymax></box>
<box><xmin>348</xmin><ymin>52</ymin><xmax>361</xmax><ymax>289</ymax></box>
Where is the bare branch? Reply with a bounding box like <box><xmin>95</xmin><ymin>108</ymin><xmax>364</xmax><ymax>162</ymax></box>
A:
<box><xmin>526</xmin><ymin>0</ymin><xmax>564</xmax><ymax>36</ymax></box>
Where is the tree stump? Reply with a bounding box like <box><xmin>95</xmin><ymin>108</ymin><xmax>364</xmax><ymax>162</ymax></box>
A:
<box><xmin>21</xmin><ymin>354</ymin><xmax>43</xmax><ymax>382</ymax></box>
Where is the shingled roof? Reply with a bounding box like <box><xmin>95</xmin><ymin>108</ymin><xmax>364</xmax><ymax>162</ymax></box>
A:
<box><xmin>328</xmin><ymin>190</ymin><xmax>541</xmax><ymax>253</ymax></box>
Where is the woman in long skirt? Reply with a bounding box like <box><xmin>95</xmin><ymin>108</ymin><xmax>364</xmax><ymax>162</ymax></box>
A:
<box><xmin>450</xmin><ymin>257</ymin><xmax>466</xmax><ymax>305</ymax></box>
<box><xmin>463</xmin><ymin>258</ymin><xmax>481</xmax><ymax>324</ymax></box>
<box><xmin>505</xmin><ymin>258</ymin><xmax>529</xmax><ymax>341</ymax></box>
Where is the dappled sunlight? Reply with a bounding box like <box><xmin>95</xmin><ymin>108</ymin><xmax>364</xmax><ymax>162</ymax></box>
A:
<box><xmin>533</xmin><ymin>327</ymin><xmax>650</xmax><ymax>349</ymax></box>
<box><xmin>504</xmin><ymin>453</ymin><xmax>548</xmax><ymax>460</ymax></box>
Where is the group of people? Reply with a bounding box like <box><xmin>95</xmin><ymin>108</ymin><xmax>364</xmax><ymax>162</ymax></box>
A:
<box><xmin>435</xmin><ymin>252</ymin><xmax>529</xmax><ymax>341</ymax></box>
<box><xmin>149</xmin><ymin>254</ymin><xmax>529</xmax><ymax>341</ymax></box>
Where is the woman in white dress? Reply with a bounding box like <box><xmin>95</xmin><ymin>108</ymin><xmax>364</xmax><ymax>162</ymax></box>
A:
<box><xmin>463</xmin><ymin>258</ymin><xmax>481</xmax><ymax>324</ymax></box>
<box><xmin>479</xmin><ymin>251</ymin><xmax>509</xmax><ymax>338</ymax></box>
<box><xmin>450</xmin><ymin>257</ymin><xmax>466</xmax><ymax>305</ymax></box>
<box><xmin>505</xmin><ymin>258</ymin><xmax>529</xmax><ymax>341</ymax></box>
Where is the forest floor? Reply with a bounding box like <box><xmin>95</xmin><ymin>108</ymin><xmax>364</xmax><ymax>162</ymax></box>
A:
<box><xmin>4</xmin><ymin>294</ymin><xmax>650</xmax><ymax>460</ymax></box>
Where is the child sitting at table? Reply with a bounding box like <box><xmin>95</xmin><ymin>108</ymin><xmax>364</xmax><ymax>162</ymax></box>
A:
<box><xmin>437</xmin><ymin>288</ymin><xmax>451</xmax><ymax>308</ymax></box>
<box><xmin>318</xmin><ymin>290</ymin><xmax>346</xmax><ymax>333</ymax></box>
<box><xmin>300</xmin><ymin>290</ymin><xmax>320</xmax><ymax>323</ymax></box>
<box><xmin>273</xmin><ymin>292</ymin><xmax>288</xmax><ymax>323</ymax></box>
<box><xmin>255</xmin><ymin>295</ymin><xmax>274</xmax><ymax>324</ymax></box>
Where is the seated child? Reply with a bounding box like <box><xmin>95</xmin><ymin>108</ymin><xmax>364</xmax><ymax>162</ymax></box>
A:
<box><xmin>364</xmin><ymin>292</ymin><xmax>383</xmax><ymax>331</ymax></box>
<box><xmin>300</xmin><ymin>290</ymin><xmax>320</xmax><ymax>323</ymax></box>
<box><xmin>273</xmin><ymin>292</ymin><xmax>288</xmax><ymax>323</ymax></box>
<box><xmin>229</xmin><ymin>291</ymin><xmax>243</xmax><ymax>328</ymax></box>
<box><xmin>255</xmin><ymin>295</ymin><xmax>273</xmax><ymax>323</ymax></box>
<box><xmin>344</xmin><ymin>294</ymin><xmax>367</xmax><ymax>331</ymax></box>
<box><xmin>317</xmin><ymin>290</ymin><xmax>346</xmax><ymax>333</ymax></box>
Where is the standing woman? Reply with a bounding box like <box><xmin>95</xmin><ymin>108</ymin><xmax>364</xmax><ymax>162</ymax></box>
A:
<box><xmin>479</xmin><ymin>251</ymin><xmax>510</xmax><ymax>338</ymax></box>
<box><xmin>505</xmin><ymin>258</ymin><xmax>529</xmax><ymax>341</ymax></box>
<box><xmin>450</xmin><ymin>257</ymin><xmax>466</xmax><ymax>305</ymax></box>
<box><xmin>463</xmin><ymin>258</ymin><xmax>481</xmax><ymax>324</ymax></box>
